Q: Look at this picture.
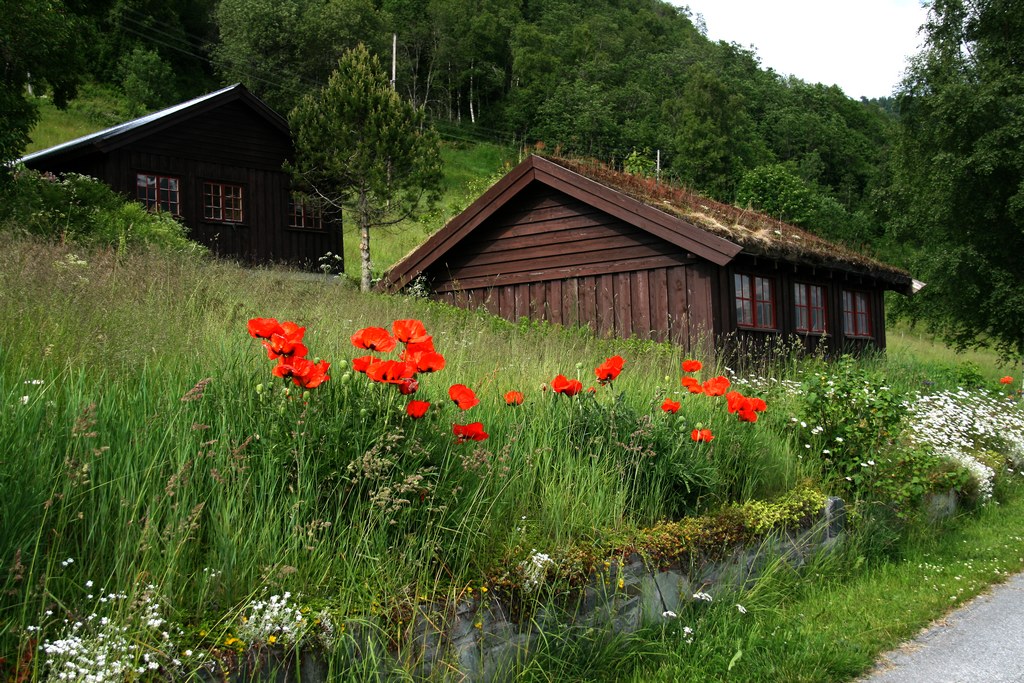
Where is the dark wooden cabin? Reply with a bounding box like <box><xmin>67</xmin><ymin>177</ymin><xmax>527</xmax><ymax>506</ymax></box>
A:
<box><xmin>21</xmin><ymin>84</ymin><xmax>341</xmax><ymax>269</ymax></box>
<box><xmin>381</xmin><ymin>155</ymin><xmax>916</xmax><ymax>355</ymax></box>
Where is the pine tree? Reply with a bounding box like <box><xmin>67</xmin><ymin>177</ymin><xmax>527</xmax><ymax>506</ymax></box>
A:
<box><xmin>289</xmin><ymin>44</ymin><xmax>443</xmax><ymax>291</ymax></box>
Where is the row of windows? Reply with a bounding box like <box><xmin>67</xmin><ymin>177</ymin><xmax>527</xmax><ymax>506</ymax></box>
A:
<box><xmin>734</xmin><ymin>274</ymin><xmax>873</xmax><ymax>338</ymax></box>
<box><xmin>134</xmin><ymin>172</ymin><xmax>323</xmax><ymax>229</ymax></box>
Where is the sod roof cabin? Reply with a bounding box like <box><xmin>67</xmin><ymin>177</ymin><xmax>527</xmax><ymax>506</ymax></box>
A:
<box><xmin>21</xmin><ymin>84</ymin><xmax>340</xmax><ymax>269</ymax></box>
<box><xmin>382</xmin><ymin>155</ymin><xmax>915</xmax><ymax>354</ymax></box>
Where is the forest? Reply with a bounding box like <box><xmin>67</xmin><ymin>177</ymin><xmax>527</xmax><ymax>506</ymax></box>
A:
<box><xmin>4</xmin><ymin>0</ymin><xmax>1023</xmax><ymax>356</ymax></box>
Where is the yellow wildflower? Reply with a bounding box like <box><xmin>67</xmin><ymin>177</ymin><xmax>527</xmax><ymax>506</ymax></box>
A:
<box><xmin>268</xmin><ymin>635</ymin><xmax>277</xmax><ymax>645</ymax></box>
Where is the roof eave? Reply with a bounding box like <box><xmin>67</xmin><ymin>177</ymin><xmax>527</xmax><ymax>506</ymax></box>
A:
<box><xmin>379</xmin><ymin>155</ymin><xmax>744</xmax><ymax>293</ymax></box>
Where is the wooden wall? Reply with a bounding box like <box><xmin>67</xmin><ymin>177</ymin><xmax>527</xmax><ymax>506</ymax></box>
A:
<box><xmin>427</xmin><ymin>183</ymin><xmax>717</xmax><ymax>350</ymax></box>
<box><xmin>27</xmin><ymin>101</ymin><xmax>341</xmax><ymax>269</ymax></box>
<box><xmin>424</xmin><ymin>182</ymin><xmax>891</xmax><ymax>354</ymax></box>
<box><xmin>722</xmin><ymin>256</ymin><xmax>889</xmax><ymax>355</ymax></box>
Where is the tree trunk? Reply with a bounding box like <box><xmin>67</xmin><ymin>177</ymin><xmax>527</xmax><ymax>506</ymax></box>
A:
<box><xmin>359</xmin><ymin>188</ymin><xmax>372</xmax><ymax>292</ymax></box>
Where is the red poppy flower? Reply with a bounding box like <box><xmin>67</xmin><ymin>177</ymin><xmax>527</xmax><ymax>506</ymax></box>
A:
<box><xmin>410</xmin><ymin>350</ymin><xmax>445</xmax><ymax>374</ymax></box>
<box><xmin>352</xmin><ymin>355</ymin><xmax>376</xmax><ymax>373</ymax></box>
<box><xmin>682</xmin><ymin>376</ymin><xmax>704</xmax><ymax>394</ymax></box>
<box><xmin>248</xmin><ymin>317</ymin><xmax>282</xmax><ymax>339</ymax></box>
<box><xmin>406</xmin><ymin>400</ymin><xmax>430</xmax><ymax>419</ymax></box>
<box><xmin>1000</xmin><ymin>376</ymin><xmax>1014</xmax><ymax>385</ymax></box>
<box><xmin>263</xmin><ymin>321</ymin><xmax>308</xmax><ymax>359</ymax></box>
<box><xmin>737</xmin><ymin>407</ymin><xmax>758</xmax><ymax>423</ymax></box>
<box><xmin>691</xmin><ymin>428</ymin><xmax>714</xmax><ymax>442</ymax></box>
<box><xmin>551</xmin><ymin>374</ymin><xmax>583</xmax><ymax>396</ymax></box>
<box><xmin>504</xmin><ymin>390</ymin><xmax>524</xmax><ymax>406</ymax></box>
<box><xmin>725</xmin><ymin>391</ymin><xmax>747</xmax><ymax>414</ymax></box>
<box><xmin>453</xmin><ymin>421</ymin><xmax>488</xmax><ymax>443</ymax></box>
<box><xmin>748</xmin><ymin>397</ymin><xmax>767</xmax><ymax>412</ymax></box>
<box><xmin>273</xmin><ymin>356</ymin><xmax>330</xmax><ymax>389</ymax></box>
<box><xmin>595</xmin><ymin>355</ymin><xmax>625</xmax><ymax>384</ymax></box>
<box><xmin>398</xmin><ymin>378</ymin><xmax>419</xmax><ymax>395</ymax></box>
<box><xmin>449</xmin><ymin>384</ymin><xmax>479</xmax><ymax>410</ymax></box>
<box><xmin>351</xmin><ymin>326</ymin><xmax>397</xmax><ymax>353</ymax></box>
<box><xmin>403</xmin><ymin>338</ymin><xmax>436</xmax><ymax>356</ymax></box>
<box><xmin>392</xmin><ymin>319</ymin><xmax>431</xmax><ymax>345</ymax></box>
<box><xmin>702</xmin><ymin>376</ymin><xmax>731</xmax><ymax>397</ymax></box>
<box><xmin>682</xmin><ymin>359</ymin><xmax>703</xmax><ymax>373</ymax></box>
<box><xmin>366</xmin><ymin>360</ymin><xmax>417</xmax><ymax>384</ymax></box>
<box><xmin>661</xmin><ymin>399</ymin><xmax>681</xmax><ymax>413</ymax></box>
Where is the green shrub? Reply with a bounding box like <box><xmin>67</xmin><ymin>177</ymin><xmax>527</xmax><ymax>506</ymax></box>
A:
<box><xmin>0</xmin><ymin>168</ymin><xmax>204</xmax><ymax>253</ymax></box>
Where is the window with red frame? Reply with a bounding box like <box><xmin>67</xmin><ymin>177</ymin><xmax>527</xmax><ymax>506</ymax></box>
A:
<box><xmin>136</xmin><ymin>173</ymin><xmax>180</xmax><ymax>215</ymax></box>
<box><xmin>203</xmin><ymin>182</ymin><xmax>244</xmax><ymax>222</ymax></box>
<box><xmin>734</xmin><ymin>273</ymin><xmax>776</xmax><ymax>329</ymax></box>
<box><xmin>842</xmin><ymin>290</ymin><xmax>872</xmax><ymax>337</ymax></box>
<box><xmin>794</xmin><ymin>282</ymin><xmax>827</xmax><ymax>334</ymax></box>
<box><xmin>288</xmin><ymin>197</ymin><xmax>324</xmax><ymax>230</ymax></box>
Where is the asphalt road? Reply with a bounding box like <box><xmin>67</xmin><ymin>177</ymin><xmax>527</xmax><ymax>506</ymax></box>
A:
<box><xmin>860</xmin><ymin>571</ymin><xmax>1024</xmax><ymax>682</ymax></box>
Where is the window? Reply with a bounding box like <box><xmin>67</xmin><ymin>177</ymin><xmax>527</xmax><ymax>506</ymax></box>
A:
<box><xmin>794</xmin><ymin>283</ymin><xmax>827</xmax><ymax>334</ymax></box>
<box><xmin>288</xmin><ymin>197</ymin><xmax>324</xmax><ymax>230</ymax></box>
<box><xmin>842</xmin><ymin>290</ymin><xmax>872</xmax><ymax>338</ymax></box>
<box><xmin>734</xmin><ymin>273</ymin><xmax>776</xmax><ymax>329</ymax></box>
<box><xmin>136</xmin><ymin>173</ymin><xmax>180</xmax><ymax>215</ymax></box>
<box><xmin>203</xmin><ymin>182</ymin><xmax>244</xmax><ymax>223</ymax></box>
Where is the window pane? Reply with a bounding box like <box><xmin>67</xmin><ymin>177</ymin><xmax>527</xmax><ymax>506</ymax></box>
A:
<box><xmin>734</xmin><ymin>274</ymin><xmax>747</xmax><ymax>299</ymax></box>
<box><xmin>757</xmin><ymin>302</ymin><xmax>773</xmax><ymax>328</ymax></box>
<box><xmin>812</xmin><ymin>308</ymin><xmax>824</xmax><ymax>332</ymax></box>
<box><xmin>794</xmin><ymin>284</ymin><xmax>806</xmax><ymax>307</ymax></box>
<box><xmin>796</xmin><ymin>305</ymin><xmax>809</xmax><ymax>332</ymax></box>
<box><xmin>739</xmin><ymin>299</ymin><xmax>754</xmax><ymax>325</ymax></box>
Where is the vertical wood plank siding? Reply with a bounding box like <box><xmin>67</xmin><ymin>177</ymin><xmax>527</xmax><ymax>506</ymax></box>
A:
<box><xmin>423</xmin><ymin>183</ymin><xmax>710</xmax><ymax>348</ymax></box>
<box><xmin>27</xmin><ymin>98</ymin><xmax>341</xmax><ymax>269</ymax></box>
<box><xmin>418</xmin><ymin>179</ymin><xmax>894</xmax><ymax>354</ymax></box>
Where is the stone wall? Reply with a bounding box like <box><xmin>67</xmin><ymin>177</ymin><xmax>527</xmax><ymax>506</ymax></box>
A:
<box><xmin>198</xmin><ymin>497</ymin><xmax>846</xmax><ymax>682</ymax></box>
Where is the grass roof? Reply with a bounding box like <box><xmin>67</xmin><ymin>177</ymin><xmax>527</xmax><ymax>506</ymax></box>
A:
<box><xmin>552</xmin><ymin>156</ymin><xmax>910</xmax><ymax>286</ymax></box>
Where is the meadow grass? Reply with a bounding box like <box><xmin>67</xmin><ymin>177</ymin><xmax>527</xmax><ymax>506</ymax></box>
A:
<box><xmin>3</xmin><ymin>238</ymin><xmax>1022</xmax><ymax>681</ymax></box>
<box><xmin>25</xmin><ymin>85</ymin><xmax>139</xmax><ymax>154</ymax></box>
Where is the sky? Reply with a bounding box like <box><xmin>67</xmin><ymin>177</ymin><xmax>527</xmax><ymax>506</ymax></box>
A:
<box><xmin>674</xmin><ymin>0</ymin><xmax>930</xmax><ymax>100</ymax></box>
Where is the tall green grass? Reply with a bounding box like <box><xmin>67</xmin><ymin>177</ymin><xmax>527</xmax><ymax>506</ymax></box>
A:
<box><xmin>1</xmin><ymin>237</ymin><xmax>1020</xmax><ymax>681</ymax></box>
<box><xmin>0</xmin><ymin>240</ymin><xmax>807</xmax><ymax>674</ymax></box>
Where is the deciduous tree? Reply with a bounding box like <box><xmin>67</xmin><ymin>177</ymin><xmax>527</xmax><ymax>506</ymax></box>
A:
<box><xmin>0</xmin><ymin>0</ymin><xmax>86</xmax><ymax>171</ymax></box>
<box><xmin>889</xmin><ymin>0</ymin><xmax>1024</xmax><ymax>358</ymax></box>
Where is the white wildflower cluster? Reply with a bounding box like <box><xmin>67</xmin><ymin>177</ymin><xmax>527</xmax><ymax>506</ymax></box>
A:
<box><xmin>38</xmin><ymin>585</ymin><xmax>183</xmax><ymax>682</ymax></box>
<box><xmin>903</xmin><ymin>389</ymin><xmax>1024</xmax><ymax>500</ymax></box>
<box><xmin>517</xmin><ymin>550</ymin><xmax>554</xmax><ymax>593</ymax></box>
<box><xmin>729</xmin><ymin>373</ymin><xmax>801</xmax><ymax>397</ymax></box>
<box><xmin>692</xmin><ymin>591</ymin><xmax>713</xmax><ymax>603</ymax></box>
<box><xmin>237</xmin><ymin>592</ymin><xmax>307</xmax><ymax>645</ymax></box>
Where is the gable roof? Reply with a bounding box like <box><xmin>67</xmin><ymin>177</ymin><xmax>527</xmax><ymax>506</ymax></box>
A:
<box><xmin>19</xmin><ymin>84</ymin><xmax>288</xmax><ymax>166</ymax></box>
<box><xmin>382</xmin><ymin>155</ymin><xmax>913</xmax><ymax>294</ymax></box>
<box><xmin>382</xmin><ymin>154</ymin><xmax>744</xmax><ymax>292</ymax></box>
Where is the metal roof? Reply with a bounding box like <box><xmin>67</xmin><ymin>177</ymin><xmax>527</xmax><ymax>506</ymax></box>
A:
<box><xmin>19</xmin><ymin>83</ymin><xmax>287</xmax><ymax>165</ymax></box>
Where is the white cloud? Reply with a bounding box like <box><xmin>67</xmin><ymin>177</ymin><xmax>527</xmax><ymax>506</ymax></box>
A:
<box><xmin>677</xmin><ymin>0</ymin><xmax>930</xmax><ymax>99</ymax></box>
